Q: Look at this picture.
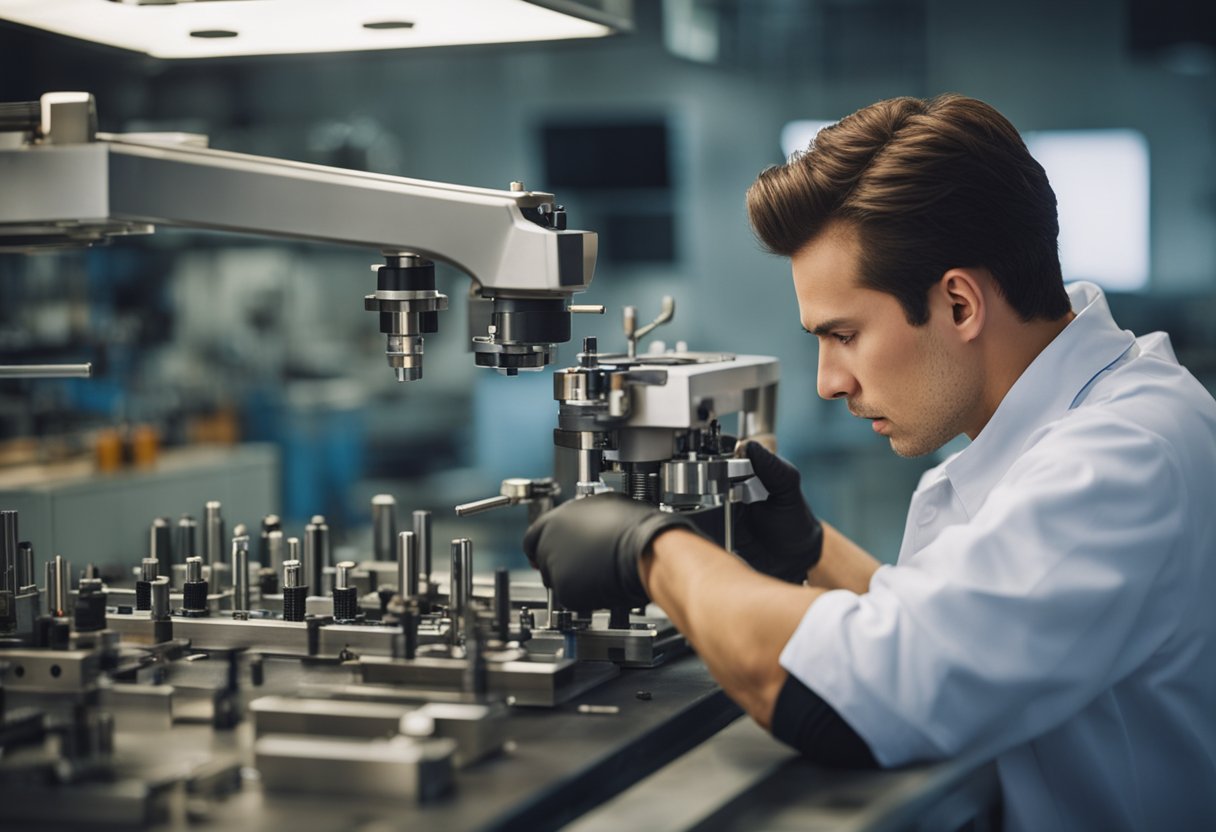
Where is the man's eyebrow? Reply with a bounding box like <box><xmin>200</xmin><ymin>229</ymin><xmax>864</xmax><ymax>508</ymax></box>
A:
<box><xmin>804</xmin><ymin>317</ymin><xmax>854</xmax><ymax>337</ymax></box>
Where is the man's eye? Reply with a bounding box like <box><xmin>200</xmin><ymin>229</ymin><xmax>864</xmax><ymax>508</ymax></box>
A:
<box><xmin>833</xmin><ymin>333</ymin><xmax>855</xmax><ymax>345</ymax></box>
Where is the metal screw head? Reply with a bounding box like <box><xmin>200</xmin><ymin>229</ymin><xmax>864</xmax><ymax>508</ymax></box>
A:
<box><xmin>283</xmin><ymin>559</ymin><xmax>302</xmax><ymax>588</ymax></box>
<box><xmin>185</xmin><ymin>556</ymin><xmax>203</xmax><ymax>583</ymax></box>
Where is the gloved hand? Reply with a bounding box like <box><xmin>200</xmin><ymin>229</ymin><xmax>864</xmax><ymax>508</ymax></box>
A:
<box><xmin>733</xmin><ymin>441</ymin><xmax>823</xmax><ymax>584</ymax></box>
<box><xmin>522</xmin><ymin>493</ymin><xmax>701</xmax><ymax>610</ymax></box>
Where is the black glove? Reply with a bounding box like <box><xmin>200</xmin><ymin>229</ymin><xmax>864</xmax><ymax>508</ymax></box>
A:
<box><xmin>522</xmin><ymin>493</ymin><xmax>700</xmax><ymax>611</ymax></box>
<box><xmin>733</xmin><ymin>441</ymin><xmax>823</xmax><ymax>584</ymax></box>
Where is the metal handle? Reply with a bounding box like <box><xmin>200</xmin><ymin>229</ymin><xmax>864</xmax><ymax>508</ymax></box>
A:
<box><xmin>454</xmin><ymin>494</ymin><xmax>513</xmax><ymax>517</ymax></box>
<box><xmin>625</xmin><ymin>297</ymin><xmax>675</xmax><ymax>358</ymax></box>
<box><xmin>0</xmin><ymin>363</ymin><xmax>92</xmax><ymax>379</ymax></box>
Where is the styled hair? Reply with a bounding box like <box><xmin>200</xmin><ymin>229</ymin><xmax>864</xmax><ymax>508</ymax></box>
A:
<box><xmin>747</xmin><ymin>94</ymin><xmax>1070</xmax><ymax>325</ymax></box>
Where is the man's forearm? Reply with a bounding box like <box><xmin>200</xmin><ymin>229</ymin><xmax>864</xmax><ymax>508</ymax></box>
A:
<box><xmin>640</xmin><ymin>529</ymin><xmax>825</xmax><ymax>728</ymax></box>
<box><xmin>808</xmin><ymin>522</ymin><xmax>881</xmax><ymax>593</ymax></box>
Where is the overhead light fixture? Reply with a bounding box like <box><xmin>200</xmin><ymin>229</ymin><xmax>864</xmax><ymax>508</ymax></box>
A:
<box><xmin>0</xmin><ymin>0</ymin><xmax>631</xmax><ymax>59</ymax></box>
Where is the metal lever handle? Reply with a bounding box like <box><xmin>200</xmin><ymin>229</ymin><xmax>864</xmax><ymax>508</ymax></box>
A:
<box><xmin>454</xmin><ymin>495</ymin><xmax>513</xmax><ymax>517</ymax></box>
<box><xmin>0</xmin><ymin>363</ymin><xmax>92</xmax><ymax>379</ymax></box>
<box><xmin>624</xmin><ymin>296</ymin><xmax>675</xmax><ymax>358</ymax></box>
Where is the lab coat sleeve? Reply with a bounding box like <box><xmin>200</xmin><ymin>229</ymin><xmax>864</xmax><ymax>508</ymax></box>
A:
<box><xmin>778</xmin><ymin>414</ymin><xmax>1187</xmax><ymax>766</ymax></box>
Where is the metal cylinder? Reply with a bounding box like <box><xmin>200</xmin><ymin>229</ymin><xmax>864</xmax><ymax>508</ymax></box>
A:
<box><xmin>46</xmin><ymin>555</ymin><xmax>70</xmax><ymax>618</ymax></box>
<box><xmin>282</xmin><ymin>560</ymin><xmax>305</xmax><ymax>622</ymax></box>
<box><xmin>149</xmin><ymin>517</ymin><xmax>172</xmax><ymax>563</ymax></box>
<box><xmin>335</xmin><ymin>560</ymin><xmax>354</xmax><ymax>591</ymax></box>
<box><xmin>286</xmin><ymin>536</ymin><xmax>301</xmax><ymax>580</ymax></box>
<box><xmin>150</xmin><ymin>576</ymin><xmax>170</xmax><ymax>621</ymax></box>
<box><xmin>1</xmin><ymin>509</ymin><xmax>17</xmax><ymax>594</ymax></box>
<box><xmin>332</xmin><ymin>562</ymin><xmax>357</xmax><ymax>623</ymax></box>
<box><xmin>140</xmin><ymin>558</ymin><xmax>159</xmax><ymax>582</ymax></box>
<box><xmin>17</xmin><ymin>541</ymin><xmax>34</xmax><ymax>591</ymax></box>
<box><xmin>413</xmin><ymin>510</ymin><xmax>432</xmax><ymax>593</ymax></box>
<box><xmin>74</xmin><ymin>576</ymin><xmax>106</xmax><ymax>632</ymax></box>
<box><xmin>449</xmin><ymin>539</ymin><xmax>471</xmax><ymax>646</ymax></box>
<box><xmin>266</xmin><ymin>529</ymin><xmax>285</xmax><ymax>573</ymax></box>
<box><xmin>177</xmin><ymin>515</ymin><xmax>198</xmax><ymax>563</ymax></box>
<box><xmin>398</xmin><ymin>531</ymin><xmax>418</xmax><ymax>602</ymax></box>
<box><xmin>259</xmin><ymin>514</ymin><xmax>281</xmax><ymax>566</ymax></box>
<box><xmin>283</xmin><ymin>559</ymin><xmax>301</xmax><ymax>590</ymax></box>
<box><xmin>233</xmin><ymin>535</ymin><xmax>250</xmax><ymax>613</ymax></box>
<box><xmin>494</xmin><ymin>567</ymin><xmax>510</xmax><ymax>642</ymax></box>
<box><xmin>304</xmin><ymin>515</ymin><xmax>329</xmax><ymax>596</ymax></box>
<box><xmin>183</xmin><ymin>556</ymin><xmax>207</xmax><ymax>612</ymax></box>
<box><xmin>372</xmin><ymin>494</ymin><xmax>397</xmax><ymax>561</ymax></box>
<box><xmin>204</xmin><ymin>501</ymin><xmax>224</xmax><ymax>566</ymax></box>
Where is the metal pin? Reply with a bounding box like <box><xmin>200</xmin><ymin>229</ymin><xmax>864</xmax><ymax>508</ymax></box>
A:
<box><xmin>267</xmin><ymin>529</ymin><xmax>285</xmax><ymax>573</ymax></box>
<box><xmin>283</xmin><ymin>559</ymin><xmax>301</xmax><ymax>589</ymax></box>
<box><xmin>494</xmin><ymin>567</ymin><xmax>510</xmax><ymax>642</ymax></box>
<box><xmin>372</xmin><ymin>495</ymin><xmax>397</xmax><ymax>561</ymax></box>
<box><xmin>449</xmin><ymin>538</ymin><xmax>473</xmax><ymax>646</ymax></box>
<box><xmin>204</xmin><ymin>501</ymin><xmax>225</xmax><ymax>566</ymax></box>
<box><xmin>150</xmin><ymin>576</ymin><xmax>170</xmax><ymax>621</ymax></box>
<box><xmin>1</xmin><ymin>509</ymin><xmax>17</xmax><ymax>594</ymax></box>
<box><xmin>335</xmin><ymin>560</ymin><xmax>354</xmax><ymax>591</ymax></box>
<box><xmin>304</xmin><ymin>515</ymin><xmax>329</xmax><ymax>595</ymax></box>
<box><xmin>45</xmin><ymin>555</ymin><xmax>70</xmax><ymax>617</ymax></box>
<box><xmin>141</xmin><ymin>558</ymin><xmax>159</xmax><ymax>582</ymax></box>
<box><xmin>150</xmin><ymin>517</ymin><xmax>172</xmax><ymax>564</ymax></box>
<box><xmin>186</xmin><ymin>555</ymin><xmax>203</xmax><ymax>584</ymax></box>
<box><xmin>233</xmin><ymin>535</ymin><xmax>250</xmax><ymax>612</ymax></box>
<box><xmin>17</xmin><ymin>541</ymin><xmax>35</xmax><ymax>591</ymax></box>
<box><xmin>398</xmin><ymin>531</ymin><xmax>418</xmax><ymax>602</ymax></box>
<box><xmin>286</xmin><ymin>537</ymin><xmax>301</xmax><ymax>574</ymax></box>
<box><xmin>413</xmin><ymin>510</ymin><xmax>432</xmax><ymax>594</ymax></box>
<box><xmin>177</xmin><ymin>515</ymin><xmax>198</xmax><ymax>562</ymax></box>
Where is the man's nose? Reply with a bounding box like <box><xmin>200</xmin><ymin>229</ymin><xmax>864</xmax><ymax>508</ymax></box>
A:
<box><xmin>817</xmin><ymin>349</ymin><xmax>857</xmax><ymax>400</ymax></box>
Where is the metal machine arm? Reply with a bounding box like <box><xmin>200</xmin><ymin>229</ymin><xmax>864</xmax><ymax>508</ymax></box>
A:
<box><xmin>0</xmin><ymin>92</ymin><xmax>599</xmax><ymax>380</ymax></box>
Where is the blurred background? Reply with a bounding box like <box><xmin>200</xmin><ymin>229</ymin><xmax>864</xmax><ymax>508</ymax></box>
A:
<box><xmin>2</xmin><ymin>0</ymin><xmax>1214</xmax><ymax>574</ymax></box>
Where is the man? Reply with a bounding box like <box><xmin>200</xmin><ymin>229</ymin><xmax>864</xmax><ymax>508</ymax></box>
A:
<box><xmin>524</xmin><ymin>94</ymin><xmax>1216</xmax><ymax>830</ymax></box>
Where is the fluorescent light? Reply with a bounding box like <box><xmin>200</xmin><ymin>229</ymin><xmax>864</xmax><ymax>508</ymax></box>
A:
<box><xmin>0</xmin><ymin>0</ymin><xmax>625</xmax><ymax>59</ymax></box>
<box><xmin>780</xmin><ymin>119</ymin><xmax>835</xmax><ymax>160</ymax></box>
<box><xmin>1025</xmin><ymin>129</ymin><xmax>1151</xmax><ymax>292</ymax></box>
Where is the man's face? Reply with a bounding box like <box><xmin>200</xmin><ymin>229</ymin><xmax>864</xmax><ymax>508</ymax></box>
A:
<box><xmin>791</xmin><ymin>226</ymin><xmax>982</xmax><ymax>458</ymax></box>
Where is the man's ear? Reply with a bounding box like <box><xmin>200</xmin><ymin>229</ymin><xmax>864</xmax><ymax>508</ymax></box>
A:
<box><xmin>936</xmin><ymin>268</ymin><xmax>986</xmax><ymax>343</ymax></box>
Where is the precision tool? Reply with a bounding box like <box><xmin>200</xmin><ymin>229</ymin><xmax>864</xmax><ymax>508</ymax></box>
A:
<box><xmin>372</xmin><ymin>495</ymin><xmax>397</xmax><ymax>562</ymax></box>
<box><xmin>182</xmin><ymin>556</ymin><xmax>209</xmax><ymax>616</ymax></box>
<box><xmin>282</xmin><ymin>559</ymin><xmax>307</xmax><ymax>623</ymax></box>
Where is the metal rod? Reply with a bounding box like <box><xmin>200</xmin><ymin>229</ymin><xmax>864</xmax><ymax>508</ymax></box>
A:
<box><xmin>0</xmin><ymin>509</ymin><xmax>16</xmax><ymax>594</ymax></box>
<box><xmin>398</xmin><ymin>530</ymin><xmax>418</xmax><ymax>602</ymax></box>
<box><xmin>233</xmin><ymin>535</ymin><xmax>250</xmax><ymax>612</ymax></box>
<box><xmin>372</xmin><ymin>494</ymin><xmax>397</xmax><ymax>561</ymax></box>
<box><xmin>412</xmin><ymin>510</ymin><xmax>431</xmax><ymax>594</ymax></box>
<box><xmin>494</xmin><ymin>567</ymin><xmax>510</xmax><ymax>642</ymax></box>
<box><xmin>204</xmin><ymin>501</ymin><xmax>224</xmax><ymax>566</ymax></box>
<box><xmin>150</xmin><ymin>577</ymin><xmax>170</xmax><ymax>621</ymax></box>
<box><xmin>17</xmin><ymin>541</ymin><xmax>34</xmax><ymax>591</ymax></box>
<box><xmin>0</xmin><ymin>362</ymin><xmax>92</xmax><ymax>379</ymax></box>
<box><xmin>453</xmin><ymin>494</ymin><xmax>512</xmax><ymax>517</ymax></box>
<box><xmin>48</xmin><ymin>555</ymin><xmax>70</xmax><ymax>617</ymax></box>
<box><xmin>304</xmin><ymin>516</ymin><xmax>328</xmax><ymax>596</ymax></box>
<box><xmin>266</xmin><ymin>529</ymin><xmax>285</xmax><ymax>573</ymax></box>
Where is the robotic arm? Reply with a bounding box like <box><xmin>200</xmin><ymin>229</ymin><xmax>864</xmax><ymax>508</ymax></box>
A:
<box><xmin>0</xmin><ymin>92</ymin><xmax>600</xmax><ymax>380</ymax></box>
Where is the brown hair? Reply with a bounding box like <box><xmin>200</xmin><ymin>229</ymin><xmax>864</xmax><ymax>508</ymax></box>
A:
<box><xmin>747</xmin><ymin>94</ymin><xmax>1070</xmax><ymax>325</ymax></box>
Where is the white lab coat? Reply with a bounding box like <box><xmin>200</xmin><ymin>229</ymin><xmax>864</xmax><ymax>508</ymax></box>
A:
<box><xmin>780</xmin><ymin>282</ymin><xmax>1216</xmax><ymax>831</ymax></box>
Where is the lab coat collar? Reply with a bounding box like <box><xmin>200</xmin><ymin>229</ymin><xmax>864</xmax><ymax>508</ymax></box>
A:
<box><xmin>942</xmin><ymin>282</ymin><xmax>1137</xmax><ymax>518</ymax></box>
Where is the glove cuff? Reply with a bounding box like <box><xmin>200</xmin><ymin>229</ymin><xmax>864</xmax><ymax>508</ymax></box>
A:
<box><xmin>618</xmin><ymin>512</ymin><xmax>702</xmax><ymax>605</ymax></box>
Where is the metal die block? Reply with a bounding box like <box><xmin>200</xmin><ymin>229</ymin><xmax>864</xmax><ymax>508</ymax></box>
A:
<box><xmin>100</xmin><ymin>684</ymin><xmax>175</xmax><ymax>731</ymax></box>
<box><xmin>400</xmin><ymin>701</ymin><xmax>510</xmax><ymax>767</ymax></box>
<box><xmin>0</xmin><ymin>648</ymin><xmax>100</xmax><ymax>692</ymax></box>
<box><xmin>251</xmin><ymin>695</ymin><xmax>412</xmax><ymax>740</ymax></box>
<box><xmin>255</xmin><ymin>734</ymin><xmax>455</xmax><ymax>802</ymax></box>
